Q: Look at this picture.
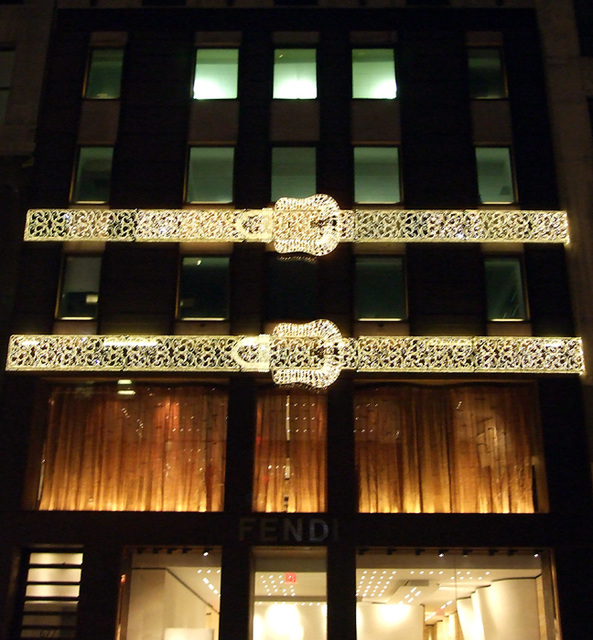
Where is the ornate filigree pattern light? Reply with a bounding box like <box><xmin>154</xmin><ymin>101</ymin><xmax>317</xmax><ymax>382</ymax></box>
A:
<box><xmin>7</xmin><ymin>329</ymin><xmax>584</xmax><ymax>385</ymax></box>
<box><xmin>24</xmin><ymin>198</ymin><xmax>569</xmax><ymax>253</ymax></box>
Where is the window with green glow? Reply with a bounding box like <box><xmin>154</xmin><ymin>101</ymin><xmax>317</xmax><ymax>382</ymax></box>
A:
<box><xmin>72</xmin><ymin>147</ymin><xmax>113</xmax><ymax>203</ymax></box>
<box><xmin>475</xmin><ymin>147</ymin><xmax>515</xmax><ymax>204</ymax></box>
<box><xmin>484</xmin><ymin>257</ymin><xmax>527</xmax><ymax>321</ymax></box>
<box><xmin>85</xmin><ymin>49</ymin><xmax>124</xmax><ymax>99</ymax></box>
<box><xmin>273</xmin><ymin>49</ymin><xmax>317</xmax><ymax>99</ymax></box>
<box><xmin>187</xmin><ymin>147</ymin><xmax>234</xmax><ymax>203</ymax></box>
<box><xmin>352</xmin><ymin>49</ymin><xmax>397</xmax><ymax>99</ymax></box>
<box><xmin>468</xmin><ymin>48</ymin><xmax>506</xmax><ymax>99</ymax></box>
<box><xmin>354</xmin><ymin>147</ymin><xmax>401</xmax><ymax>203</ymax></box>
<box><xmin>57</xmin><ymin>255</ymin><xmax>101</xmax><ymax>320</ymax></box>
<box><xmin>178</xmin><ymin>256</ymin><xmax>229</xmax><ymax>320</ymax></box>
<box><xmin>193</xmin><ymin>49</ymin><xmax>239</xmax><ymax>100</ymax></box>
<box><xmin>355</xmin><ymin>256</ymin><xmax>406</xmax><ymax>321</ymax></box>
<box><xmin>271</xmin><ymin>147</ymin><xmax>316</xmax><ymax>201</ymax></box>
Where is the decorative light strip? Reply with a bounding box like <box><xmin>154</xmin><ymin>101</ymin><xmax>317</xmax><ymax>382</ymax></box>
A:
<box><xmin>6</xmin><ymin>325</ymin><xmax>584</xmax><ymax>388</ymax></box>
<box><xmin>24</xmin><ymin>196</ymin><xmax>569</xmax><ymax>255</ymax></box>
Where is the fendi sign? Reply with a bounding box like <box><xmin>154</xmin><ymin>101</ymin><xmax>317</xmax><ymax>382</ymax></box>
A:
<box><xmin>239</xmin><ymin>516</ymin><xmax>338</xmax><ymax>544</ymax></box>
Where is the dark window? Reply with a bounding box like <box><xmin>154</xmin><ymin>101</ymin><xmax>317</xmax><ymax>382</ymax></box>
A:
<box><xmin>475</xmin><ymin>147</ymin><xmax>515</xmax><ymax>204</ymax></box>
<box><xmin>85</xmin><ymin>49</ymin><xmax>124</xmax><ymax>99</ymax></box>
<box><xmin>468</xmin><ymin>48</ymin><xmax>506</xmax><ymax>99</ymax></box>
<box><xmin>72</xmin><ymin>147</ymin><xmax>113</xmax><ymax>203</ymax></box>
<box><xmin>266</xmin><ymin>256</ymin><xmax>318</xmax><ymax>320</ymax></box>
<box><xmin>484</xmin><ymin>257</ymin><xmax>527</xmax><ymax>321</ymax></box>
<box><xmin>355</xmin><ymin>256</ymin><xmax>406</xmax><ymax>321</ymax></box>
<box><xmin>354</xmin><ymin>147</ymin><xmax>401</xmax><ymax>204</ymax></box>
<box><xmin>271</xmin><ymin>147</ymin><xmax>316</xmax><ymax>201</ymax></box>
<box><xmin>178</xmin><ymin>256</ymin><xmax>229</xmax><ymax>320</ymax></box>
<box><xmin>187</xmin><ymin>147</ymin><xmax>234</xmax><ymax>203</ymax></box>
<box><xmin>57</xmin><ymin>255</ymin><xmax>101</xmax><ymax>320</ymax></box>
<box><xmin>0</xmin><ymin>49</ymin><xmax>15</xmax><ymax>121</ymax></box>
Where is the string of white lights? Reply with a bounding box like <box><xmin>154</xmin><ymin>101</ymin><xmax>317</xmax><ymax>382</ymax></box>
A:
<box><xmin>24</xmin><ymin>195</ymin><xmax>569</xmax><ymax>256</ymax></box>
<box><xmin>6</xmin><ymin>325</ymin><xmax>584</xmax><ymax>388</ymax></box>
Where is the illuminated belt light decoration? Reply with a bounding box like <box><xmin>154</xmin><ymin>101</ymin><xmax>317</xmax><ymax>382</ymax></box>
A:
<box><xmin>6</xmin><ymin>323</ymin><xmax>584</xmax><ymax>389</ymax></box>
<box><xmin>24</xmin><ymin>195</ymin><xmax>569</xmax><ymax>256</ymax></box>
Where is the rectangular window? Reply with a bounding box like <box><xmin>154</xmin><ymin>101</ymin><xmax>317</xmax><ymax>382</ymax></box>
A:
<box><xmin>178</xmin><ymin>256</ymin><xmax>229</xmax><ymax>320</ymax></box>
<box><xmin>253</xmin><ymin>549</ymin><xmax>326</xmax><ymax>639</ymax></box>
<box><xmin>354</xmin><ymin>147</ymin><xmax>401</xmax><ymax>203</ymax></box>
<box><xmin>253</xmin><ymin>390</ymin><xmax>326</xmax><ymax>512</ymax></box>
<box><xmin>193</xmin><ymin>48</ymin><xmax>239</xmax><ymax>99</ymax></box>
<box><xmin>14</xmin><ymin>550</ymin><xmax>82</xmax><ymax>640</ymax></box>
<box><xmin>468</xmin><ymin>48</ymin><xmax>506</xmax><ymax>99</ymax></box>
<box><xmin>0</xmin><ymin>49</ymin><xmax>14</xmax><ymax>121</ymax></box>
<box><xmin>84</xmin><ymin>48</ymin><xmax>124</xmax><ymax>99</ymax></box>
<box><xmin>57</xmin><ymin>255</ymin><xmax>102</xmax><ymax>320</ymax></box>
<box><xmin>355</xmin><ymin>256</ymin><xmax>405</xmax><ymax>321</ymax></box>
<box><xmin>355</xmin><ymin>384</ymin><xmax>538</xmax><ymax>513</ymax></box>
<box><xmin>38</xmin><ymin>384</ymin><xmax>227</xmax><ymax>511</ymax></box>
<box><xmin>271</xmin><ymin>147</ymin><xmax>316</xmax><ymax>201</ymax></box>
<box><xmin>273</xmin><ymin>49</ymin><xmax>317</xmax><ymax>99</ymax></box>
<box><xmin>475</xmin><ymin>146</ymin><xmax>515</xmax><ymax>204</ymax></box>
<box><xmin>72</xmin><ymin>146</ymin><xmax>113</xmax><ymax>203</ymax></box>
<box><xmin>266</xmin><ymin>255</ymin><xmax>318</xmax><ymax>320</ymax></box>
<box><xmin>187</xmin><ymin>147</ymin><xmax>234</xmax><ymax>203</ymax></box>
<box><xmin>356</xmin><ymin>550</ymin><xmax>552</xmax><ymax>640</ymax></box>
<box><xmin>124</xmin><ymin>548</ymin><xmax>221</xmax><ymax>640</ymax></box>
<box><xmin>485</xmin><ymin>256</ymin><xmax>527</xmax><ymax>321</ymax></box>
<box><xmin>352</xmin><ymin>49</ymin><xmax>397</xmax><ymax>99</ymax></box>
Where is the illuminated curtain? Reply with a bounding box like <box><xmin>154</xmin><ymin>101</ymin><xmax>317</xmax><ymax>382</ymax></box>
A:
<box><xmin>355</xmin><ymin>385</ymin><xmax>536</xmax><ymax>513</ymax></box>
<box><xmin>39</xmin><ymin>384</ymin><xmax>227</xmax><ymax>511</ymax></box>
<box><xmin>253</xmin><ymin>389</ymin><xmax>326</xmax><ymax>512</ymax></box>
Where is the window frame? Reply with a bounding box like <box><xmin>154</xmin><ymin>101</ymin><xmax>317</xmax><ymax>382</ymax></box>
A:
<box><xmin>354</xmin><ymin>254</ymin><xmax>407</xmax><ymax>322</ymax></box>
<box><xmin>475</xmin><ymin>145</ymin><xmax>517</xmax><ymax>205</ymax></box>
<box><xmin>70</xmin><ymin>146</ymin><xmax>114</xmax><ymax>204</ymax></box>
<box><xmin>484</xmin><ymin>254</ymin><xmax>529</xmax><ymax>322</ymax></box>
<box><xmin>176</xmin><ymin>254</ymin><xmax>230</xmax><ymax>321</ymax></box>
<box><xmin>353</xmin><ymin>145</ymin><xmax>402</xmax><ymax>205</ymax></box>
<box><xmin>273</xmin><ymin>48</ymin><xmax>318</xmax><ymax>100</ymax></box>
<box><xmin>467</xmin><ymin>46</ymin><xmax>507</xmax><ymax>100</ymax></box>
<box><xmin>192</xmin><ymin>47</ymin><xmax>239</xmax><ymax>100</ymax></box>
<box><xmin>351</xmin><ymin>47</ymin><xmax>398</xmax><ymax>100</ymax></box>
<box><xmin>83</xmin><ymin>48</ymin><xmax>124</xmax><ymax>100</ymax></box>
<box><xmin>185</xmin><ymin>145</ymin><xmax>235</xmax><ymax>204</ymax></box>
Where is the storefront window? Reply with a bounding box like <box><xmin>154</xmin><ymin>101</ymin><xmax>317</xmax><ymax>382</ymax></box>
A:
<box><xmin>356</xmin><ymin>549</ymin><xmax>554</xmax><ymax>640</ymax></box>
<box><xmin>125</xmin><ymin>548</ymin><xmax>221</xmax><ymax>640</ymax></box>
<box><xmin>253</xmin><ymin>548</ymin><xmax>326</xmax><ymax>640</ymax></box>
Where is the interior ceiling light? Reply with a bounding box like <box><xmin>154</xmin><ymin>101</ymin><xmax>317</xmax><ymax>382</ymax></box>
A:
<box><xmin>24</xmin><ymin>197</ymin><xmax>569</xmax><ymax>251</ymax></box>
<box><xmin>6</xmin><ymin>328</ymin><xmax>584</xmax><ymax>389</ymax></box>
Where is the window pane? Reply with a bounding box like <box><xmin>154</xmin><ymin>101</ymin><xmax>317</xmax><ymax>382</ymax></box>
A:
<box><xmin>254</xmin><ymin>549</ymin><xmax>326</xmax><ymax>640</ymax></box>
<box><xmin>273</xmin><ymin>49</ymin><xmax>317</xmax><ymax>99</ymax></box>
<box><xmin>187</xmin><ymin>147</ymin><xmax>234</xmax><ymax>203</ymax></box>
<box><xmin>355</xmin><ymin>385</ymin><xmax>537</xmax><ymax>513</ymax></box>
<box><xmin>468</xmin><ymin>48</ymin><xmax>506</xmax><ymax>99</ymax></box>
<box><xmin>253</xmin><ymin>390</ymin><xmax>326</xmax><ymax>512</ymax></box>
<box><xmin>475</xmin><ymin>147</ymin><xmax>514</xmax><ymax>204</ymax></box>
<box><xmin>485</xmin><ymin>257</ymin><xmax>527</xmax><ymax>321</ymax></box>
<box><xmin>38</xmin><ymin>384</ymin><xmax>228</xmax><ymax>511</ymax></box>
<box><xmin>85</xmin><ymin>49</ymin><xmax>124</xmax><ymax>99</ymax></box>
<box><xmin>57</xmin><ymin>255</ymin><xmax>101</xmax><ymax>320</ymax></box>
<box><xmin>271</xmin><ymin>147</ymin><xmax>316</xmax><ymax>201</ymax></box>
<box><xmin>357</xmin><ymin>550</ymin><xmax>549</xmax><ymax>640</ymax></box>
<box><xmin>266</xmin><ymin>256</ymin><xmax>317</xmax><ymax>320</ymax></box>
<box><xmin>354</xmin><ymin>147</ymin><xmax>400</xmax><ymax>203</ymax></box>
<box><xmin>126</xmin><ymin>548</ymin><xmax>221</xmax><ymax>640</ymax></box>
<box><xmin>193</xmin><ymin>48</ymin><xmax>239</xmax><ymax>99</ymax></box>
<box><xmin>355</xmin><ymin>256</ymin><xmax>405</xmax><ymax>320</ymax></box>
<box><xmin>178</xmin><ymin>256</ymin><xmax>229</xmax><ymax>320</ymax></box>
<box><xmin>72</xmin><ymin>147</ymin><xmax>113</xmax><ymax>203</ymax></box>
<box><xmin>352</xmin><ymin>49</ymin><xmax>397</xmax><ymax>99</ymax></box>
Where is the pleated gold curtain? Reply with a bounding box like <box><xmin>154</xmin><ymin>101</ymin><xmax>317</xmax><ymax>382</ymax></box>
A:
<box><xmin>39</xmin><ymin>385</ymin><xmax>227</xmax><ymax>511</ymax></box>
<box><xmin>355</xmin><ymin>385</ymin><xmax>536</xmax><ymax>513</ymax></box>
<box><xmin>253</xmin><ymin>389</ymin><xmax>326</xmax><ymax>512</ymax></box>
